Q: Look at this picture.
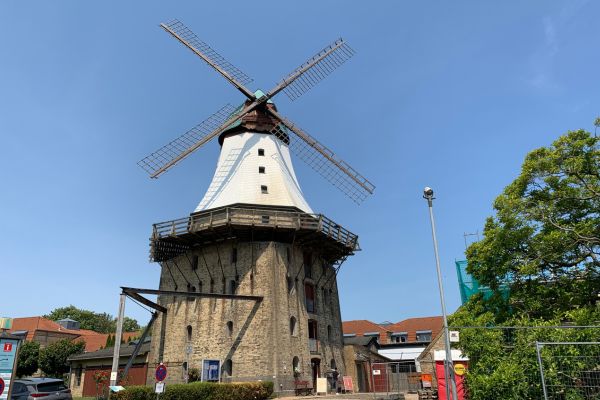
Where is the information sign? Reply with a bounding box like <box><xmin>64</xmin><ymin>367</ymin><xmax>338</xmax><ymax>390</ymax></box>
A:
<box><xmin>155</xmin><ymin>364</ymin><xmax>167</xmax><ymax>382</ymax></box>
<box><xmin>201</xmin><ymin>360</ymin><xmax>220</xmax><ymax>382</ymax></box>
<box><xmin>372</xmin><ymin>369</ymin><xmax>381</xmax><ymax>375</ymax></box>
<box><xmin>0</xmin><ymin>337</ymin><xmax>19</xmax><ymax>400</ymax></box>
<box><xmin>0</xmin><ymin>378</ymin><xmax>5</xmax><ymax>397</ymax></box>
<box><xmin>155</xmin><ymin>382</ymin><xmax>165</xmax><ymax>393</ymax></box>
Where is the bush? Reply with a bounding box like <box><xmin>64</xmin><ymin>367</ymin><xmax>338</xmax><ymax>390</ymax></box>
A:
<box><xmin>113</xmin><ymin>381</ymin><xmax>273</xmax><ymax>400</ymax></box>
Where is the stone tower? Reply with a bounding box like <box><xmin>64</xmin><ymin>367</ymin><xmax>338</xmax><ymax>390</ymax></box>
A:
<box><xmin>146</xmin><ymin>103</ymin><xmax>359</xmax><ymax>394</ymax></box>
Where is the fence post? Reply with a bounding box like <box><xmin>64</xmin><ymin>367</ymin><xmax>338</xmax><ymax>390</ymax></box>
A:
<box><xmin>535</xmin><ymin>342</ymin><xmax>549</xmax><ymax>400</ymax></box>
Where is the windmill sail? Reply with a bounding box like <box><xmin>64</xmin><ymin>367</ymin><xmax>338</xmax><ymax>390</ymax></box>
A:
<box><xmin>138</xmin><ymin>104</ymin><xmax>239</xmax><ymax>177</ymax></box>
<box><xmin>161</xmin><ymin>19</ymin><xmax>255</xmax><ymax>98</ymax></box>
<box><xmin>269</xmin><ymin>113</ymin><xmax>375</xmax><ymax>204</ymax></box>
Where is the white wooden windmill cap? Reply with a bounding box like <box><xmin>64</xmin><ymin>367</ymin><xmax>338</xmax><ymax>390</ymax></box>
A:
<box><xmin>195</xmin><ymin>130</ymin><xmax>313</xmax><ymax>213</ymax></box>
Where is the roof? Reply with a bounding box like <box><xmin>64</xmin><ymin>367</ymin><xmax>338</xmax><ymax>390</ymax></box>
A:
<box><xmin>342</xmin><ymin>320</ymin><xmax>391</xmax><ymax>338</ymax></box>
<box><xmin>386</xmin><ymin>316</ymin><xmax>443</xmax><ymax>343</ymax></box>
<box><xmin>10</xmin><ymin>317</ymin><xmax>140</xmax><ymax>352</ymax></box>
<box><xmin>68</xmin><ymin>341</ymin><xmax>151</xmax><ymax>361</ymax></box>
<box><xmin>343</xmin><ymin>336</ymin><xmax>380</xmax><ymax>348</ymax></box>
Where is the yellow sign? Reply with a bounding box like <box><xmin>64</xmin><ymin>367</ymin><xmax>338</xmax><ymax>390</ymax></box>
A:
<box><xmin>454</xmin><ymin>363</ymin><xmax>466</xmax><ymax>376</ymax></box>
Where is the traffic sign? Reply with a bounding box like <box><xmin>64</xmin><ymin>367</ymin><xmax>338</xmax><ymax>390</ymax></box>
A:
<box><xmin>155</xmin><ymin>364</ymin><xmax>167</xmax><ymax>382</ymax></box>
<box><xmin>0</xmin><ymin>378</ymin><xmax>5</xmax><ymax>397</ymax></box>
<box><xmin>454</xmin><ymin>363</ymin><xmax>466</xmax><ymax>376</ymax></box>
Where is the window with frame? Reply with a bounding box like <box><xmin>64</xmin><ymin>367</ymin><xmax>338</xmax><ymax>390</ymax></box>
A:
<box><xmin>303</xmin><ymin>251</ymin><xmax>313</xmax><ymax>279</ymax></box>
<box><xmin>416</xmin><ymin>330</ymin><xmax>432</xmax><ymax>342</ymax></box>
<box><xmin>305</xmin><ymin>283</ymin><xmax>316</xmax><ymax>313</ymax></box>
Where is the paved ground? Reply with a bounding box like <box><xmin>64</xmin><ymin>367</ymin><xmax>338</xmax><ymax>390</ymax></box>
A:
<box><xmin>276</xmin><ymin>392</ymin><xmax>416</xmax><ymax>400</ymax></box>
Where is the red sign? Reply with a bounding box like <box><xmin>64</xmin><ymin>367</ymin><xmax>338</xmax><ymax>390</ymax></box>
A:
<box><xmin>342</xmin><ymin>376</ymin><xmax>353</xmax><ymax>392</ymax></box>
<box><xmin>155</xmin><ymin>364</ymin><xmax>167</xmax><ymax>382</ymax></box>
<box><xmin>3</xmin><ymin>343</ymin><xmax>12</xmax><ymax>352</ymax></box>
<box><xmin>0</xmin><ymin>377</ymin><xmax>5</xmax><ymax>396</ymax></box>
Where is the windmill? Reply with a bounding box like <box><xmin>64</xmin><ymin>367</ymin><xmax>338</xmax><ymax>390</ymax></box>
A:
<box><xmin>134</xmin><ymin>20</ymin><xmax>372</xmax><ymax>392</ymax></box>
<box><xmin>138</xmin><ymin>19</ymin><xmax>375</xmax><ymax>204</ymax></box>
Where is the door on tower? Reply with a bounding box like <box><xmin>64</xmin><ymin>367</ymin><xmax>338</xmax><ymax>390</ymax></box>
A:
<box><xmin>311</xmin><ymin>358</ymin><xmax>321</xmax><ymax>391</ymax></box>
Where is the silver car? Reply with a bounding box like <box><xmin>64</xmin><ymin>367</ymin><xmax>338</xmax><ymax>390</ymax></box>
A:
<box><xmin>10</xmin><ymin>378</ymin><xmax>72</xmax><ymax>400</ymax></box>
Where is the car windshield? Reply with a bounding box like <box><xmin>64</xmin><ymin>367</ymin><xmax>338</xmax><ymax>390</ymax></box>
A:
<box><xmin>36</xmin><ymin>382</ymin><xmax>67</xmax><ymax>392</ymax></box>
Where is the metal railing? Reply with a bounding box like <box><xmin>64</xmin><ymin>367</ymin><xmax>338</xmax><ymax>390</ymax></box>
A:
<box><xmin>152</xmin><ymin>206</ymin><xmax>359</xmax><ymax>249</ymax></box>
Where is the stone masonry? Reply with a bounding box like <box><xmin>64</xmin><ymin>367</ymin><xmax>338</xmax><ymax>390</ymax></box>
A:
<box><xmin>147</xmin><ymin>239</ymin><xmax>346</xmax><ymax>394</ymax></box>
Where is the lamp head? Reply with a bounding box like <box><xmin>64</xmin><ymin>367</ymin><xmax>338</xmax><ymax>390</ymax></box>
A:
<box><xmin>423</xmin><ymin>187</ymin><xmax>434</xmax><ymax>198</ymax></box>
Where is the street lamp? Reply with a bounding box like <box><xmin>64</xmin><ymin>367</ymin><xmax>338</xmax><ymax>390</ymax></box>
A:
<box><xmin>423</xmin><ymin>187</ymin><xmax>458</xmax><ymax>400</ymax></box>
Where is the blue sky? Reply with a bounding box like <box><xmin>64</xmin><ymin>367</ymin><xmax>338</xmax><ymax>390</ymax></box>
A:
<box><xmin>2</xmin><ymin>1</ymin><xmax>599</xmax><ymax>326</ymax></box>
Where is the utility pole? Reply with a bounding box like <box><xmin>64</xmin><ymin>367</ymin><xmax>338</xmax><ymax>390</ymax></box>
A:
<box><xmin>423</xmin><ymin>187</ymin><xmax>458</xmax><ymax>400</ymax></box>
<box><xmin>110</xmin><ymin>293</ymin><xmax>127</xmax><ymax>387</ymax></box>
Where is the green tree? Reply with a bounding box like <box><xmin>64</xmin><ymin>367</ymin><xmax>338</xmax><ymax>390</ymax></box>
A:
<box><xmin>45</xmin><ymin>306</ymin><xmax>140</xmax><ymax>333</ymax></box>
<box><xmin>39</xmin><ymin>339</ymin><xmax>85</xmax><ymax>377</ymax></box>
<box><xmin>16</xmin><ymin>341</ymin><xmax>40</xmax><ymax>378</ymax></box>
<box><xmin>466</xmin><ymin>130</ymin><xmax>599</xmax><ymax>320</ymax></box>
<box><xmin>121</xmin><ymin>317</ymin><xmax>140</xmax><ymax>332</ymax></box>
<box><xmin>451</xmin><ymin>129</ymin><xmax>600</xmax><ymax>399</ymax></box>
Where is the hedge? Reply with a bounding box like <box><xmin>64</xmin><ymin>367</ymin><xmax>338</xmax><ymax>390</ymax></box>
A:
<box><xmin>112</xmin><ymin>381</ymin><xmax>274</xmax><ymax>400</ymax></box>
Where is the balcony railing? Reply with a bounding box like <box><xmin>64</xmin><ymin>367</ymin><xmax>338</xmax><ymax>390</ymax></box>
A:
<box><xmin>152</xmin><ymin>206</ymin><xmax>359</xmax><ymax>250</ymax></box>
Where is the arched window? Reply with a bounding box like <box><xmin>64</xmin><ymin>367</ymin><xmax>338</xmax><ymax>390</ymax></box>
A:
<box><xmin>327</xmin><ymin>325</ymin><xmax>332</xmax><ymax>342</ymax></box>
<box><xmin>223</xmin><ymin>359</ymin><xmax>233</xmax><ymax>377</ymax></box>
<box><xmin>292</xmin><ymin>356</ymin><xmax>300</xmax><ymax>375</ymax></box>
<box><xmin>227</xmin><ymin>321</ymin><xmax>233</xmax><ymax>337</ymax></box>
<box><xmin>290</xmin><ymin>316</ymin><xmax>297</xmax><ymax>336</ymax></box>
<box><xmin>186</xmin><ymin>325</ymin><xmax>192</xmax><ymax>341</ymax></box>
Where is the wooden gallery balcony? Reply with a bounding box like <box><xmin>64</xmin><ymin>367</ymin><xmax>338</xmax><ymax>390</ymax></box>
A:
<box><xmin>149</xmin><ymin>205</ymin><xmax>359</xmax><ymax>263</ymax></box>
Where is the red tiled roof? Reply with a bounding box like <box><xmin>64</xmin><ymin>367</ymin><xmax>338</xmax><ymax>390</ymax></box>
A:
<box><xmin>342</xmin><ymin>320</ymin><xmax>391</xmax><ymax>338</ymax></box>
<box><xmin>386</xmin><ymin>316</ymin><xmax>443</xmax><ymax>343</ymax></box>
<box><xmin>10</xmin><ymin>317</ymin><xmax>140</xmax><ymax>352</ymax></box>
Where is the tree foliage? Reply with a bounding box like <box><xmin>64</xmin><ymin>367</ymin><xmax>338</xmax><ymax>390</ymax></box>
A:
<box><xmin>466</xmin><ymin>130</ymin><xmax>600</xmax><ymax>320</ymax></box>
<box><xmin>39</xmin><ymin>339</ymin><xmax>85</xmax><ymax>377</ymax></box>
<box><xmin>452</xmin><ymin>129</ymin><xmax>600</xmax><ymax>399</ymax></box>
<box><xmin>45</xmin><ymin>305</ymin><xmax>140</xmax><ymax>333</ymax></box>
<box><xmin>16</xmin><ymin>341</ymin><xmax>40</xmax><ymax>378</ymax></box>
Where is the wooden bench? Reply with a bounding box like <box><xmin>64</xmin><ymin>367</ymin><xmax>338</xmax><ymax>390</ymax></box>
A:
<box><xmin>294</xmin><ymin>380</ymin><xmax>312</xmax><ymax>396</ymax></box>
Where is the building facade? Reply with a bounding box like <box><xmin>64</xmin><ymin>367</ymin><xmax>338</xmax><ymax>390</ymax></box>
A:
<box><xmin>146</xmin><ymin>119</ymin><xmax>358</xmax><ymax>394</ymax></box>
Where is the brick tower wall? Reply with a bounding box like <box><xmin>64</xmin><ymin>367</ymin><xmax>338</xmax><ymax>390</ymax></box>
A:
<box><xmin>147</xmin><ymin>240</ymin><xmax>346</xmax><ymax>394</ymax></box>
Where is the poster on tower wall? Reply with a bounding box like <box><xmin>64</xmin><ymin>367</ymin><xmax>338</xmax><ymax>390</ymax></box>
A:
<box><xmin>201</xmin><ymin>360</ymin><xmax>221</xmax><ymax>382</ymax></box>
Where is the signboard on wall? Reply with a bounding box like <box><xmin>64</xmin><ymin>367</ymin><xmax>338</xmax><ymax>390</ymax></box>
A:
<box><xmin>342</xmin><ymin>376</ymin><xmax>353</xmax><ymax>392</ymax></box>
<box><xmin>201</xmin><ymin>360</ymin><xmax>221</xmax><ymax>382</ymax></box>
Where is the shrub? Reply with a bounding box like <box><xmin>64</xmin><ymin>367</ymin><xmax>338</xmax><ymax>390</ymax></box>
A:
<box><xmin>113</xmin><ymin>381</ymin><xmax>273</xmax><ymax>400</ymax></box>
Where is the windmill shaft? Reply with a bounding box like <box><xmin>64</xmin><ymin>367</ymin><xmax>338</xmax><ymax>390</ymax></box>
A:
<box><xmin>267</xmin><ymin>39</ymin><xmax>345</xmax><ymax>99</ymax></box>
<box><xmin>160</xmin><ymin>23</ymin><xmax>256</xmax><ymax>100</ymax></box>
<box><xmin>267</xmin><ymin>108</ymin><xmax>375</xmax><ymax>195</ymax></box>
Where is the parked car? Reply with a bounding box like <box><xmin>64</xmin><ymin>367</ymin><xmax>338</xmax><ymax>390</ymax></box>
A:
<box><xmin>10</xmin><ymin>378</ymin><xmax>72</xmax><ymax>400</ymax></box>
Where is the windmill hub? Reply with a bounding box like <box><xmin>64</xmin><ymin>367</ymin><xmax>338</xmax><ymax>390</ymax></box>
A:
<box><xmin>218</xmin><ymin>94</ymin><xmax>289</xmax><ymax>146</ymax></box>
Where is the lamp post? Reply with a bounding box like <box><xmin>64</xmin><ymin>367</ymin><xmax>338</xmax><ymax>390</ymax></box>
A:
<box><xmin>423</xmin><ymin>187</ymin><xmax>458</xmax><ymax>400</ymax></box>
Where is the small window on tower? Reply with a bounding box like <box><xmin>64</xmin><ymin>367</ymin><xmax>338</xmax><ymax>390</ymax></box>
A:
<box><xmin>259</xmin><ymin>166</ymin><xmax>265</xmax><ymax>174</ymax></box>
<box><xmin>261</xmin><ymin>185</ymin><xmax>268</xmax><ymax>194</ymax></box>
<box><xmin>231</xmin><ymin>248</ymin><xmax>237</xmax><ymax>264</ymax></box>
<box><xmin>258</xmin><ymin>148</ymin><xmax>265</xmax><ymax>156</ymax></box>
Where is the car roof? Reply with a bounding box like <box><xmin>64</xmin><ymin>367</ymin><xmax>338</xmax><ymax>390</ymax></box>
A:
<box><xmin>15</xmin><ymin>378</ymin><xmax>64</xmax><ymax>384</ymax></box>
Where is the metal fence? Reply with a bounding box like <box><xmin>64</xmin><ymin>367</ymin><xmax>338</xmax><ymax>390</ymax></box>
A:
<box><xmin>370</xmin><ymin>362</ymin><xmax>421</xmax><ymax>396</ymax></box>
<box><xmin>444</xmin><ymin>326</ymin><xmax>600</xmax><ymax>400</ymax></box>
<box><xmin>536</xmin><ymin>341</ymin><xmax>600</xmax><ymax>400</ymax></box>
